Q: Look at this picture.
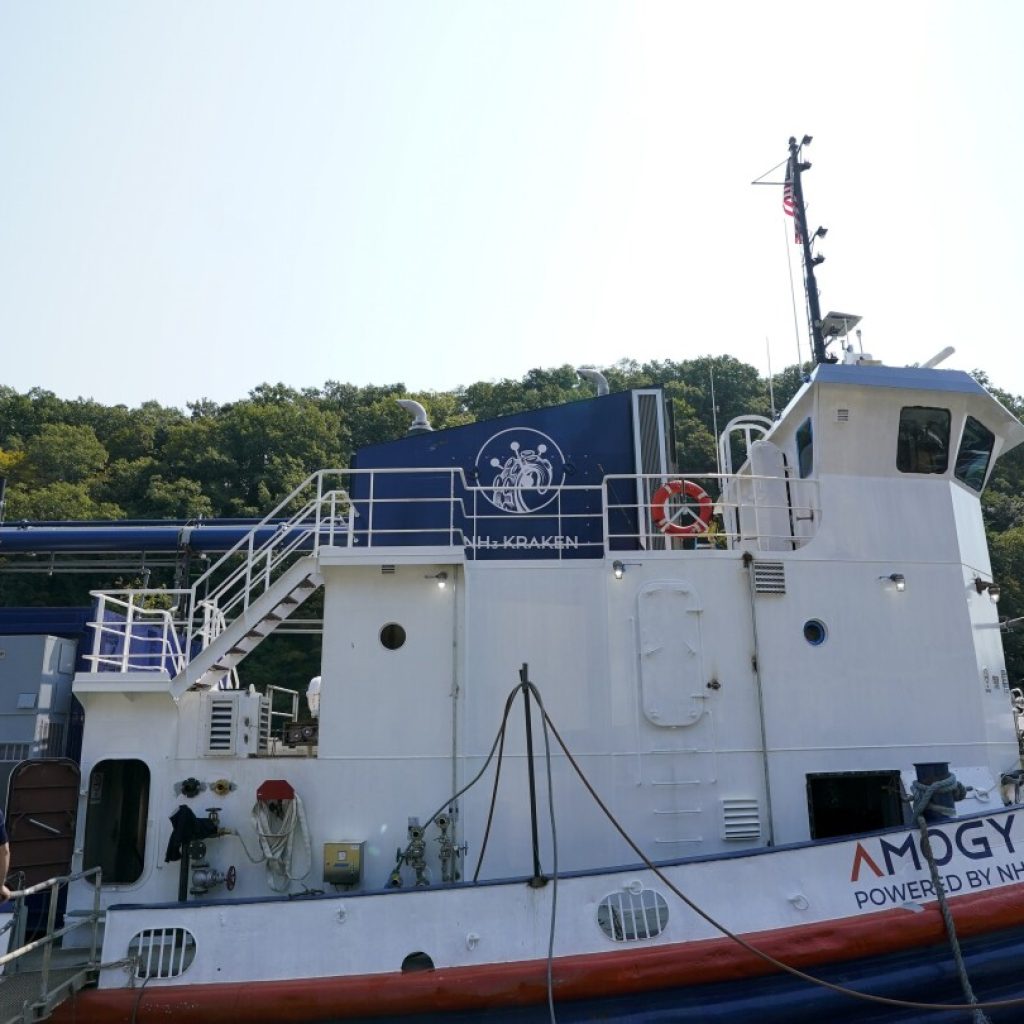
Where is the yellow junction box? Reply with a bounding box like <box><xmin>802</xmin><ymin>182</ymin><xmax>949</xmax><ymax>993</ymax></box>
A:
<box><xmin>323</xmin><ymin>842</ymin><xmax>364</xmax><ymax>886</ymax></box>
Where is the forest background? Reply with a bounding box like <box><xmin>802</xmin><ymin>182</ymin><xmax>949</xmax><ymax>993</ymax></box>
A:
<box><xmin>1</xmin><ymin>356</ymin><xmax>1022</xmax><ymax>692</ymax></box>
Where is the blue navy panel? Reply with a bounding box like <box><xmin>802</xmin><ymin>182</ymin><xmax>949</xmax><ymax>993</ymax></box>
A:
<box><xmin>0</xmin><ymin>607</ymin><xmax>92</xmax><ymax>638</ymax></box>
<box><xmin>813</xmin><ymin>363</ymin><xmax>988</xmax><ymax>395</ymax></box>
<box><xmin>352</xmin><ymin>391</ymin><xmax>646</xmax><ymax>559</ymax></box>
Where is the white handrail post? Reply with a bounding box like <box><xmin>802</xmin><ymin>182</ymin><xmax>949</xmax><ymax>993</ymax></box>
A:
<box><xmin>90</xmin><ymin>596</ymin><xmax>105</xmax><ymax>671</ymax></box>
<box><xmin>89</xmin><ymin>867</ymin><xmax>102</xmax><ymax>964</ymax></box>
<box><xmin>122</xmin><ymin>600</ymin><xmax>135</xmax><ymax>672</ymax></box>
<box><xmin>449</xmin><ymin>471</ymin><xmax>456</xmax><ymax>546</ymax></box>
<box><xmin>315</xmin><ymin>473</ymin><xmax>324</xmax><ymax>555</ymax></box>
<box><xmin>243</xmin><ymin>534</ymin><xmax>254</xmax><ymax>610</ymax></box>
<box><xmin>368</xmin><ymin>472</ymin><xmax>375</xmax><ymax>548</ymax></box>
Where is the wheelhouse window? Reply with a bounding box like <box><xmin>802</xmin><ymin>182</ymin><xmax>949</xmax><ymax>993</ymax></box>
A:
<box><xmin>796</xmin><ymin>418</ymin><xmax>813</xmax><ymax>478</ymax></box>
<box><xmin>954</xmin><ymin>416</ymin><xmax>995</xmax><ymax>492</ymax></box>
<box><xmin>897</xmin><ymin>407</ymin><xmax>950</xmax><ymax>475</ymax></box>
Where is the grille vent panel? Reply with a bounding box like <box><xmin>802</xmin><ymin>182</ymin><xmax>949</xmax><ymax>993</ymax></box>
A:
<box><xmin>722</xmin><ymin>798</ymin><xmax>761</xmax><ymax>841</ymax></box>
<box><xmin>206</xmin><ymin>697</ymin><xmax>236</xmax><ymax>754</ymax></box>
<box><xmin>129</xmin><ymin>928</ymin><xmax>197</xmax><ymax>978</ymax></box>
<box><xmin>753</xmin><ymin>562</ymin><xmax>786</xmax><ymax>594</ymax></box>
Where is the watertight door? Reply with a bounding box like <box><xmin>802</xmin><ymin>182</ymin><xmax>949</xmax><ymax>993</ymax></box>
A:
<box><xmin>4</xmin><ymin>759</ymin><xmax>80</xmax><ymax>887</ymax></box>
<box><xmin>637</xmin><ymin>583</ymin><xmax>705</xmax><ymax>727</ymax></box>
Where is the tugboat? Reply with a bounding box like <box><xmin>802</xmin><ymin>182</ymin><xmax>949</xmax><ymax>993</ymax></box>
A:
<box><xmin>6</xmin><ymin>137</ymin><xmax>1024</xmax><ymax>1023</ymax></box>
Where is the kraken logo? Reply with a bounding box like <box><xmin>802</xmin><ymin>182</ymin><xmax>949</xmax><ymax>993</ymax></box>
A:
<box><xmin>475</xmin><ymin>428</ymin><xmax>566</xmax><ymax>514</ymax></box>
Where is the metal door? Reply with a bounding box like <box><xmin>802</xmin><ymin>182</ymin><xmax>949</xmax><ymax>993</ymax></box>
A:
<box><xmin>5</xmin><ymin>759</ymin><xmax>80</xmax><ymax>887</ymax></box>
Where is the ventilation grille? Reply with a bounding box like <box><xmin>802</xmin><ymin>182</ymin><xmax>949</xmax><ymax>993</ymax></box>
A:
<box><xmin>836</xmin><ymin>408</ymin><xmax>850</xmax><ymax>422</ymax></box>
<box><xmin>753</xmin><ymin>562</ymin><xmax>786</xmax><ymax>594</ymax></box>
<box><xmin>635</xmin><ymin>391</ymin><xmax>668</xmax><ymax>552</ymax></box>
<box><xmin>258</xmin><ymin>696</ymin><xmax>271</xmax><ymax>753</ymax></box>
<box><xmin>596</xmin><ymin>889</ymin><xmax>669</xmax><ymax>942</ymax></box>
<box><xmin>722</xmin><ymin>798</ymin><xmax>761</xmax><ymax>841</ymax></box>
<box><xmin>129</xmin><ymin>928</ymin><xmax>197</xmax><ymax>979</ymax></box>
<box><xmin>207</xmin><ymin>697</ymin><xmax>237</xmax><ymax>754</ymax></box>
<box><xmin>381</xmin><ymin>565</ymin><xmax>396</xmax><ymax>574</ymax></box>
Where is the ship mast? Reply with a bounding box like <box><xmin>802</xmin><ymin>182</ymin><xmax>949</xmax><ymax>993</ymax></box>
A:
<box><xmin>787</xmin><ymin>135</ymin><xmax>828</xmax><ymax>365</ymax></box>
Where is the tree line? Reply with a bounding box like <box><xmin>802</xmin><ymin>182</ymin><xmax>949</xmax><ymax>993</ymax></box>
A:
<box><xmin>0</xmin><ymin>357</ymin><xmax>1022</xmax><ymax>683</ymax></box>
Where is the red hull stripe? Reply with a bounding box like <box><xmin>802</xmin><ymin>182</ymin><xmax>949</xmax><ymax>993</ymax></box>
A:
<box><xmin>53</xmin><ymin>881</ymin><xmax>1024</xmax><ymax>1023</ymax></box>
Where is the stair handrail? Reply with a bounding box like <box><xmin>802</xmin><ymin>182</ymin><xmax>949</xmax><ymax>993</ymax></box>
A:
<box><xmin>182</xmin><ymin>472</ymin><xmax>352</xmax><ymax>655</ymax></box>
<box><xmin>1</xmin><ymin>867</ymin><xmax>103</xmax><ymax>1007</ymax></box>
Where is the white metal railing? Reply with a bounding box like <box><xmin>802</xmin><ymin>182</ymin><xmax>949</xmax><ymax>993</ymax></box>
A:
<box><xmin>86</xmin><ymin>593</ymin><xmax>187</xmax><ymax>674</ymax></box>
<box><xmin>85</xmin><ymin>467</ymin><xmax>820</xmax><ymax>677</ymax></box>
<box><xmin>266</xmin><ymin>684</ymin><xmax>300</xmax><ymax>738</ymax></box>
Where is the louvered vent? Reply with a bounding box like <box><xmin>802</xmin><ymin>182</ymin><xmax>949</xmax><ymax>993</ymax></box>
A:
<box><xmin>722</xmin><ymin>798</ymin><xmax>761</xmax><ymax>841</ymax></box>
<box><xmin>753</xmin><ymin>562</ymin><xmax>786</xmax><ymax>594</ymax></box>
<box><xmin>206</xmin><ymin>697</ymin><xmax>236</xmax><ymax>754</ymax></box>
<box><xmin>635</xmin><ymin>391</ymin><xmax>669</xmax><ymax>552</ymax></box>
<box><xmin>836</xmin><ymin>408</ymin><xmax>850</xmax><ymax>422</ymax></box>
<box><xmin>381</xmin><ymin>565</ymin><xmax>396</xmax><ymax>574</ymax></box>
<box><xmin>258</xmin><ymin>695</ymin><xmax>271</xmax><ymax>753</ymax></box>
<box><xmin>129</xmin><ymin>928</ymin><xmax>197</xmax><ymax>978</ymax></box>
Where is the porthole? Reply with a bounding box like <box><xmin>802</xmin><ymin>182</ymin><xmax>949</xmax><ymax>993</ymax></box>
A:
<box><xmin>803</xmin><ymin>619</ymin><xmax>828</xmax><ymax>646</ymax></box>
<box><xmin>597</xmin><ymin>889</ymin><xmax>669</xmax><ymax>942</ymax></box>
<box><xmin>380</xmin><ymin>623</ymin><xmax>406</xmax><ymax>650</ymax></box>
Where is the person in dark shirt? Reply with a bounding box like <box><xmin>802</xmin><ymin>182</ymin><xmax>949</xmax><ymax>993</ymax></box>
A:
<box><xmin>0</xmin><ymin>810</ymin><xmax>11</xmax><ymax>900</ymax></box>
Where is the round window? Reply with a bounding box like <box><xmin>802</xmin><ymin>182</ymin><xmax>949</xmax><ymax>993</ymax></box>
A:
<box><xmin>380</xmin><ymin>623</ymin><xmax>406</xmax><ymax>650</ymax></box>
<box><xmin>803</xmin><ymin>619</ymin><xmax>828</xmax><ymax>646</ymax></box>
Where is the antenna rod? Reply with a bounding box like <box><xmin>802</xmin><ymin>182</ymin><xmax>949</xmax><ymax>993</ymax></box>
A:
<box><xmin>788</xmin><ymin>136</ymin><xmax>827</xmax><ymax>365</ymax></box>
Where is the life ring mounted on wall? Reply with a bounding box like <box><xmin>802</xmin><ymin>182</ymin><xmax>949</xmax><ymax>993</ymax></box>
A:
<box><xmin>651</xmin><ymin>480</ymin><xmax>713</xmax><ymax>536</ymax></box>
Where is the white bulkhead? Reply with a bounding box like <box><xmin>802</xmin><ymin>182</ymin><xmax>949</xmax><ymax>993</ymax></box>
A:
<box><xmin>66</xmin><ymin>362</ymin><xmax>1024</xmax><ymax>912</ymax></box>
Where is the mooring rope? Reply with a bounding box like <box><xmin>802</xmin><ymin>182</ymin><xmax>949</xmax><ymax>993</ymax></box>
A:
<box><xmin>538</xmin><ymin>703</ymin><xmax>1024</xmax><ymax>1015</ymax></box>
<box><xmin>910</xmin><ymin>774</ymin><xmax>991</xmax><ymax>1024</ymax></box>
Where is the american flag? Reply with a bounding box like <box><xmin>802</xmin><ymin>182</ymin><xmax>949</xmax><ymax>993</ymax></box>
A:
<box><xmin>783</xmin><ymin>164</ymin><xmax>801</xmax><ymax>244</ymax></box>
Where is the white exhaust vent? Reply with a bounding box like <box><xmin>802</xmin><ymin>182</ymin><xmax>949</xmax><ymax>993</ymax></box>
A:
<box><xmin>722</xmin><ymin>798</ymin><xmax>761</xmax><ymax>841</ymax></box>
<box><xmin>753</xmin><ymin>562</ymin><xmax>786</xmax><ymax>594</ymax></box>
<box><xmin>202</xmin><ymin>691</ymin><xmax>269</xmax><ymax>757</ymax></box>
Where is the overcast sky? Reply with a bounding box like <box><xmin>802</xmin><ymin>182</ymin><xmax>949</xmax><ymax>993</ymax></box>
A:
<box><xmin>2</xmin><ymin>1</ymin><xmax>1022</xmax><ymax>410</ymax></box>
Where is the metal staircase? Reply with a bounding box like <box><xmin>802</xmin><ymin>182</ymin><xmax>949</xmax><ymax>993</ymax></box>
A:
<box><xmin>179</xmin><ymin>556</ymin><xmax>323</xmax><ymax>693</ymax></box>
<box><xmin>86</xmin><ymin>474</ymin><xmax>353</xmax><ymax>691</ymax></box>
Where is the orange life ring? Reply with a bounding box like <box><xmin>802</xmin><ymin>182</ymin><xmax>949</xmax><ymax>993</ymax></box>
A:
<box><xmin>651</xmin><ymin>480</ymin><xmax>713</xmax><ymax>536</ymax></box>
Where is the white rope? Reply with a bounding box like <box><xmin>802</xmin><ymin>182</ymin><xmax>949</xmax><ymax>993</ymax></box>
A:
<box><xmin>251</xmin><ymin>793</ymin><xmax>313</xmax><ymax>892</ymax></box>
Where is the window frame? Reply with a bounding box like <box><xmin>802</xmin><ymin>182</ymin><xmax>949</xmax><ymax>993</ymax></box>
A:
<box><xmin>954</xmin><ymin>415</ymin><xmax>995</xmax><ymax>492</ymax></box>
<box><xmin>896</xmin><ymin>406</ymin><xmax>951</xmax><ymax>475</ymax></box>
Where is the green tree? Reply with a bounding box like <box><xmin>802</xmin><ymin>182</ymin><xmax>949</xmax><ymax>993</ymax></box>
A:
<box><xmin>20</xmin><ymin>424</ymin><xmax>109</xmax><ymax>486</ymax></box>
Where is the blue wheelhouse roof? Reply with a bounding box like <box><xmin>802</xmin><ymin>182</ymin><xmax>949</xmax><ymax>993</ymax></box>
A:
<box><xmin>811</xmin><ymin>363</ymin><xmax>989</xmax><ymax>396</ymax></box>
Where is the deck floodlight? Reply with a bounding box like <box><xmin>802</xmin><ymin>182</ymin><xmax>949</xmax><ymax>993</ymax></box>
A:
<box><xmin>974</xmin><ymin>577</ymin><xmax>1000</xmax><ymax>602</ymax></box>
<box><xmin>613</xmin><ymin>561</ymin><xmax>625</xmax><ymax>580</ymax></box>
<box><xmin>425</xmin><ymin>571</ymin><xmax>448</xmax><ymax>589</ymax></box>
<box><xmin>889</xmin><ymin>573</ymin><xmax>906</xmax><ymax>592</ymax></box>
